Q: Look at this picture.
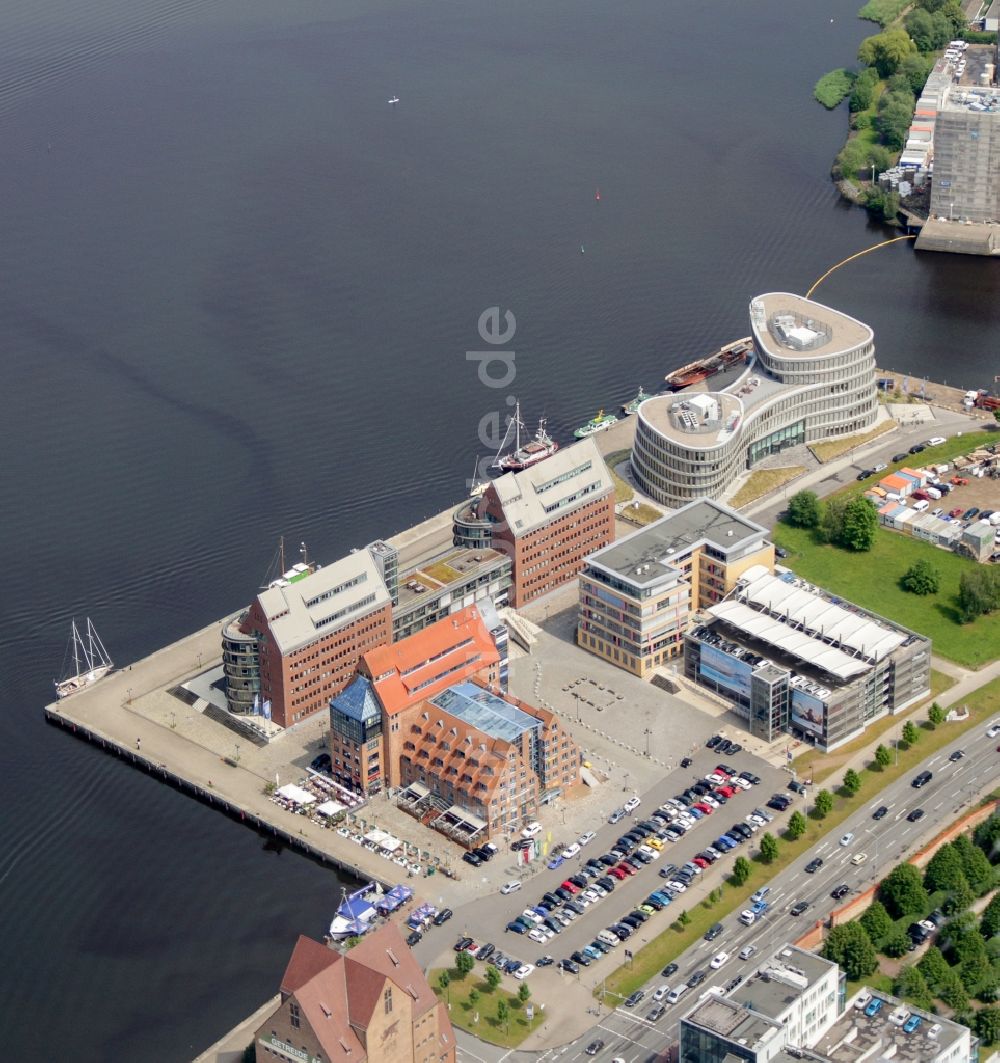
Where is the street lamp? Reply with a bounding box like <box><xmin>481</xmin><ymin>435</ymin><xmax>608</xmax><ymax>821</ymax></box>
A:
<box><xmin>644</xmin><ymin>728</ymin><xmax>653</xmax><ymax>758</ymax></box>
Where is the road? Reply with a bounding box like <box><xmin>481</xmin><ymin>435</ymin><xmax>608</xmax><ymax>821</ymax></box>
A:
<box><xmin>452</xmin><ymin>717</ymin><xmax>999</xmax><ymax>1063</ymax></box>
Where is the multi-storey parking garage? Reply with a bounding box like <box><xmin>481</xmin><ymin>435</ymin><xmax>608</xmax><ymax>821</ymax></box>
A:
<box><xmin>632</xmin><ymin>294</ymin><xmax>879</xmax><ymax>507</ymax></box>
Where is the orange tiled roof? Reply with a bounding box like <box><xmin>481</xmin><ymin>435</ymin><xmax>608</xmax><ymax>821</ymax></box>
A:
<box><xmin>363</xmin><ymin>605</ymin><xmax>499</xmax><ymax>716</ymax></box>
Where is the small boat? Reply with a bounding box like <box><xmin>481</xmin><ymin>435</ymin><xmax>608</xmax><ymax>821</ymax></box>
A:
<box><xmin>387</xmin><ymin>96</ymin><xmax>400</xmax><ymax>105</ymax></box>
<box><xmin>328</xmin><ymin>882</ymin><xmax>382</xmax><ymax>939</ymax></box>
<box><xmin>54</xmin><ymin>618</ymin><xmax>114</xmax><ymax>698</ymax></box>
<box><xmin>621</xmin><ymin>385</ymin><xmax>652</xmax><ymax>416</ymax></box>
<box><xmin>573</xmin><ymin>409</ymin><xmax>618</xmax><ymax>439</ymax></box>
<box><xmin>595</xmin><ymin>187</ymin><xmax>601</xmax><ymax>201</ymax></box>
<box><xmin>494</xmin><ymin>401</ymin><xmax>559</xmax><ymax>472</ymax></box>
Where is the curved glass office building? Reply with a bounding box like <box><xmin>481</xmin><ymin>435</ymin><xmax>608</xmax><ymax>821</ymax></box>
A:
<box><xmin>632</xmin><ymin>294</ymin><xmax>878</xmax><ymax>507</ymax></box>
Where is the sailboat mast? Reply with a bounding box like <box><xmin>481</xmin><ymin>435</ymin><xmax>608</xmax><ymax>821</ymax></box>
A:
<box><xmin>71</xmin><ymin>619</ymin><xmax>82</xmax><ymax>678</ymax></box>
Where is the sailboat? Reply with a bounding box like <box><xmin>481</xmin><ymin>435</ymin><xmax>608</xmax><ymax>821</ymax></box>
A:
<box><xmin>54</xmin><ymin>618</ymin><xmax>114</xmax><ymax>698</ymax></box>
<box><xmin>493</xmin><ymin>400</ymin><xmax>559</xmax><ymax>473</ymax></box>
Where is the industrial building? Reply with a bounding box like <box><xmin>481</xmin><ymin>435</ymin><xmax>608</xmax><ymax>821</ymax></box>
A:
<box><xmin>577</xmin><ymin>499</ymin><xmax>774</xmax><ymax>676</ymax></box>
<box><xmin>631</xmin><ymin>294</ymin><xmax>878</xmax><ymax>507</ymax></box>
<box><xmin>684</xmin><ymin>566</ymin><xmax>930</xmax><ymax>750</ymax></box>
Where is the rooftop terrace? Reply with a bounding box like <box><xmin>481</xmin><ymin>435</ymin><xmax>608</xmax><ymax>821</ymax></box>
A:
<box><xmin>750</xmin><ymin>293</ymin><xmax>872</xmax><ymax>359</ymax></box>
<box><xmin>429</xmin><ymin>682</ymin><xmax>540</xmax><ymax>743</ymax></box>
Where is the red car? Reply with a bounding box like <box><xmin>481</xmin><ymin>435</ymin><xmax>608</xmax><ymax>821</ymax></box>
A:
<box><xmin>718</xmin><ymin>785</ymin><xmax>737</xmax><ymax>798</ymax></box>
<box><xmin>610</xmin><ymin>866</ymin><xmax>628</xmax><ymax>880</ymax></box>
<box><xmin>950</xmin><ymin>507</ymin><xmax>964</xmax><ymax>518</ymax></box>
<box><xmin>694</xmin><ymin>802</ymin><xmax>713</xmax><ymax>815</ymax></box>
<box><xmin>616</xmin><ymin>862</ymin><xmax>637</xmax><ymax>877</ymax></box>
<box><xmin>560</xmin><ymin>880</ymin><xmax>579</xmax><ymax>894</ymax></box>
<box><xmin>693</xmin><ymin>856</ymin><xmax>710</xmax><ymax>869</ymax></box>
<box><xmin>714</xmin><ymin>765</ymin><xmax>734</xmax><ymax>777</ymax></box>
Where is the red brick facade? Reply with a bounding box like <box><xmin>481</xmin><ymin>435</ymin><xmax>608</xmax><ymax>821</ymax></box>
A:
<box><xmin>483</xmin><ymin>490</ymin><xmax>615</xmax><ymax>607</ymax></box>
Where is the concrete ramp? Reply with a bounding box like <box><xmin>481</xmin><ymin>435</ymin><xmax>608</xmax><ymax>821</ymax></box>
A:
<box><xmin>500</xmin><ymin>607</ymin><xmax>539</xmax><ymax>652</ymax></box>
<box><xmin>580</xmin><ymin>766</ymin><xmax>601</xmax><ymax>788</ymax></box>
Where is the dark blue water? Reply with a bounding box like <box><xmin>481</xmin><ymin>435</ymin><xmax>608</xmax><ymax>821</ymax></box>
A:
<box><xmin>1</xmin><ymin>0</ymin><xmax>998</xmax><ymax>1057</ymax></box>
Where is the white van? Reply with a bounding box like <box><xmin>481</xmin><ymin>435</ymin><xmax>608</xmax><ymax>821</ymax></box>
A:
<box><xmin>597</xmin><ymin>930</ymin><xmax>620</xmax><ymax>948</ymax></box>
<box><xmin>666</xmin><ymin>984</ymin><xmax>691</xmax><ymax>1005</ymax></box>
<box><xmin>913</xmin><ymin>500</ymin><xmax>930</xmax><ymax>512</ymax></box>
<box><xmin>925</xmin><ymin>487</ymin><xmax>942</xmax><ymax>500</ymax></box>
<box><xmin>739</xmin><ymin>909</ymin><xmax>756</xmax><ymax>926</ymax></box>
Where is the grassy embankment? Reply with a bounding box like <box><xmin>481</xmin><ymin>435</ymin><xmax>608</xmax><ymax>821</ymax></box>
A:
<box><xmin>430</xmin><ymin>966</ymin><xmax>544</xmax><ymax>1048</ymax></box>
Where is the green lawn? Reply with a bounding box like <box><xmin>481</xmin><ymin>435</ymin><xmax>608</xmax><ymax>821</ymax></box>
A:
<box><xmin>604</xmin><ymin>449</ymin><xmax>635</xmax><ymax>504</ymax></box>
<box><xmin>430</xmin><ymin>967</ymin><xmax>543</xmax><ymax>1048</ymax></box>
<box><xmin>730</xmin><ymin>467</ymin><xmax>805</xmax><ymax>509</ymax></box>
<box><xmin>772</xmin><ymin>524</ymin><xmax>1000</xmax><ymax>668</ymax></box>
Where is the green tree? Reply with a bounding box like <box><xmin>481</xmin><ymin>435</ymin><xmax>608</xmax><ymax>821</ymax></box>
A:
<box><xmin>438</xmin><ymin>971</ymin><xmax>450</xmax><ymax>999</ymax></box>
<box><xmin>822</xmin><ymin>922</ymin><xmax>878</xmax><ymax>980</ymax></box>
<box><xmin>485</xmin><ymin>965</ymin><xmax>501</xmax><ymax>991</ymax></box>
<box><xmin>958</xmin><ymin>568</ymin><xmax>1000</xmax><ymax>622</ymax></box>
<box><xmin>884</xmin><ymin>931</ymin><xmax>911</xmax><ymax>958</ymax></box>
<box><xmin>858</xmin><ymin>29</ymin><xmax>918</xmax><ymax>78</ymax></box>
<box><xmin>974</xmin><ymin>813</ymin><xmax>1000</xmax><ymax>863</ymax></box>
<box><xmin>944</xmin><ymin>878</ymin><xmax>975</xmax><ymax>916</ymax></box>
<box><xmin>468</xmin><ymin>988</ymin><xmax>479</xmax><ymax>1007</ymax></box>
<box><xmin>517</xmin><ymin>983</ymin><xmax>531</xmax><ymax>1004</ymax></box>
<box><xmin>840</xmin><ymin>497</ymin><xmax>879</xmax><ymax>551</ymax></box>
<box><xmin>981</xmin><ymin>893</ymin><xmax>1000</xmax><ymax>939</ymax></box>
<box><xmin>456</xmin><ymin>950</ymin><xmax>475</xmax><ymax>977</ymax></box>
<box><xmin>960</xmin><ymin>953</ymin><xmax>991</xmax><ymax>993</ymax></box>
<box><xmin>496</xmin><ymin>998</ymin><xmax>510</xmax><ymax>1030</ymax></box>
<box><xmin>843</xmin><ymin>769</ymin><xmax>862</xmax><ymax>797</ymax></box>
<box><xmin>902</xmin><ymin>559</ymin><xmax>940</xmax><ymax>595</ymax></box>
<box><xmin>787</xmin><ymin>490</ymin><xmax>822</xmax><ymax>529</ymax></box>
<box><xmin>760</xmin><ymin>833</ymin><xmax>779</xmax><ymax>864</ymax></box>
<box><xmin>731</xmin><ymin>856</ymin><xmax>752</xmax><ymax>886</ymax></box>
<box><xmin>953</xmin><ymin>834</ymin><xmax>997</xmax><ymax>895</ymax></box>
<box><xmin>814</xmin><ymin>789</ymin><xmax>834</xmax><ymax>818</ymax></box>
<box><xmin>899</xmin><ymin>52</ymin><xmax>934</xmax><ymax>92</ymax></box>
<box><xmin>976</xmin><ymin>1007</ymin><xmax>1000</xmax><ymax>1047</ymax></box>
<box><xmin>902</xmin><ymin>720</ymin><xmax>919</xmax><ymax>746</ymax></box>
<box><xmin>875</xmin><ymin>744</ymin><xmax>892</xmax><ymax>770</ymax></box>
<box><xmin>820</xmin><ymin>496</ymin><xmax>848</xmax><ymax>545</ymax></box>
<box><xmin>850</xmin><ymin>66</ymin><xmax>880</xmax><ymax>112</ymax></box>
<box><xmin>787</xmin><ymin>811</ymin><xmax>807</xmax><ymax>839</ymax></box>
<box><xmin>928</xmin><ymin>702</ymin><xmax>946</xmax><ymax>727</ymax></box>
<box><xmin>864</xmin><ymin>186</ymin><xmax>901</xmax><ymax>225</ymax></box>
<box><xmin>880</xmin><ymin>863</ymin><xmax>929</xmax><ymax>919</ymax></box>
<box><xmin>918</xmin><ymin>945</ymin><xmax>951</xmax><ymax>992</ymax></box>
<box><xmin>924</xmin><ymin>843</ymin><xmax>966</xmax><ymax>893</ymax></box>
<box><xmin>904</xmin><ymin>7</ymin><xmax>937</xmax><ymax>50</ymax></box>
<box><xmin>860</xmin><ymin>900</ymin><xmax>895</xmax><ymax>948</ymax></box>
<box><xmin>895</xmin><ymin>964</ymin><xmax>935</xmax><ymax>1010</ymax></box>
<box><xmin>678</xmin><ymin>909</ymin><xmax>690</xmax><ymax>926</ymax></box>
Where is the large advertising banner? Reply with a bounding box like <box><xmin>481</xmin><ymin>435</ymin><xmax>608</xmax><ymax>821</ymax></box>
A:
<box><xmin>791</xmin><ymin>688</ymin><xmax>825</xmax><ymax>739</ymax></box>
<box><xmin>699</xmin><ymin>644</ymin><xmax>752</xmax><ymax>698</ymax></box>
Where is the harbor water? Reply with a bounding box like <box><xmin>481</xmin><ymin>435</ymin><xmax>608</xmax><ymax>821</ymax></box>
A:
<box><xmin>2</xmin><ymin>0</ymin><xmax>999</xmax><ymax>1057</ymax></box>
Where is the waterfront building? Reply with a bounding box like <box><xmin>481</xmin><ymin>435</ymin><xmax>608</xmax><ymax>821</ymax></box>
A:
<box><xmin>231</xmin><ymin>552</ymin><xmax>394</xmax><ymax>729</ymax></box>
<box><xmin>254</xmin><ymin>924</ymin><xmax>455</xmax><ymax>1063</ymax></box>
<box><xmin>679</xmin><ymin>945</ymin><xmax>841</xmax><ymax>1063</ymax></box>
<box><xmin>684</xmin><ymin>565</ymin><xmax>930</xmax><ymax>750</ymax></box>
<box><xmin>328</xmin><ymin>604</ymin><xmax>503</xmax><ymax>794</ymax></box>
<box><xmin>631</xmin><ymin>294</ymin><xmax>878</xmax><ymax>507</ymax></box>
<box><xmin>394</xmin><ymin>678</ymin><xmax>580</xmax><ymax>845</ymax></box>
<box><xmin>453</xmin><ymin>438</ymin><xmax>616</xmax><ymax>607</ymax></box>
<box><xmin>391</xmin><ymin>544</ymin><xmax>511</xmax><ymax>641</ymax></box>
<box><xmin>577</xmin><ymin>499</ymin><xmax>774</xmax><ymax>676</ymax></box>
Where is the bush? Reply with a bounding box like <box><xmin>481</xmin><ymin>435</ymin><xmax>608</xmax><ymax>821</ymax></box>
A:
<box><xmin>884</xmin><ymin>931</ymin><xmax>911</xmax><ymax>958</ymax></box>
<box><xmin>787</xmin><ymin>490</ymin><xmax>822</xmax><ymax>529</ymax></box>
<box><xmin>902</xmin><ymin>559</ymin><xmax>940</xmax><ymax>595</ymax></box>
<box><xmin>860</xmin><ymin>900</ymin><xmax>895</xmax><ymax>948</ymax></box>
<box><xmin>928</xmin><ymin>702</ymin><xmax>946</xmax><ymax>727</ymax></box>
<box><xmin>895</xmin><ymin>964</ymin><xmax>935</xmax><ymax>1010</ymax></box>
<box><xmin>815</xmin><ymin>69</ymin><xmax>856</xmax><ymax>109</ymax></box>
<box><xmin>850</xmin><ymin>66</ymin><xmax>880</xmax><ymax>111</ymax></box>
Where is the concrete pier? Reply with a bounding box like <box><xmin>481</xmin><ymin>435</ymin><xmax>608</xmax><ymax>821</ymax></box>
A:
<box><xmin>43</xmin><ymin>618</ymin><xmax>458</xmax><ymax>897</ymax></box>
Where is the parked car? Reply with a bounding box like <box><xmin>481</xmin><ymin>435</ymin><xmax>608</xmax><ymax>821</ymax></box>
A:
<box><xmin>433</xmin><ymin>908</ymin><xmax>454</xmax><ymax>925</ymax></box>
<box><xmin>310</xmin><ymin>753</ymin><xmax>332</xmax><ymax>772</ymax></box>
<box><xmin>463</xmin><ymin>851</ymin><xmax>482</xmax><ymax>866</ymax></box>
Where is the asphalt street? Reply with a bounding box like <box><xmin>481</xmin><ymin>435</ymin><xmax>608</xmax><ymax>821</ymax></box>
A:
<box><xmin>453</xmin><ymin>715</ymin><xmax>1000</xmax><ymax>1063</ymax></box>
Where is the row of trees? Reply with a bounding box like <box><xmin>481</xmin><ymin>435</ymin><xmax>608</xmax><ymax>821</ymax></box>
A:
<box><xmin>786</xmin><ymin>490</ymin><xmax>878</xmax><ymax>552</ymax></box>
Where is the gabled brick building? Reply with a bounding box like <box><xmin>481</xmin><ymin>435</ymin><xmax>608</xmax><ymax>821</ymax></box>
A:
<box><xmin>255</xmin><ymin>924</ymin><xmax>455</xmax><ymax>1063</ymax></box>
<box><xmin>452</xmin><ymin>438</ymin><xmax>616</xmax><ymax>607</ymax></box>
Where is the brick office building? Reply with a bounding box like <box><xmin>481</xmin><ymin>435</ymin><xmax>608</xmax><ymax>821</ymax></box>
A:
<box><xmin>235</xmin><ymin>551</ymin><xmax>393</xmax><ymax>729</ymax></box>
<box><xmin>452</xmin><ymin>438</ymin><xmax>615</xmax><ymax>607</ymax></box>
<box><xmin>394</xmin><ymin>679</ymin><xmax>580</xmax><ymax>845</ymax></box>
<box><xmin>328</xmin><ymin>604</ymin><xmax>503</xmax><ymax>795</ymax></box>
<box><xmin>255</xmin><ymin>924</ymin><xmax>455</xmax><ymax>1063</ymax></box>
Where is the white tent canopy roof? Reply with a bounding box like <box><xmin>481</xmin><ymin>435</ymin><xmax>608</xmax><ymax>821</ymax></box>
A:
<box><xmin>737</xmin><ymin>572</ymin><xmax>905</xmax><ymax>661</ymax></box>
<box><xmin>708</xmin><ymin>600</ymin><xmax>868</xmax><ymax>680</ymax></box>
<box><xmin>277</xmin><ymin>783</ymin><xmax>316</xmax><ymax>805</ymax></box>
